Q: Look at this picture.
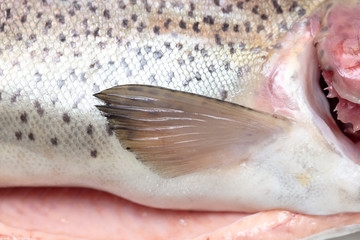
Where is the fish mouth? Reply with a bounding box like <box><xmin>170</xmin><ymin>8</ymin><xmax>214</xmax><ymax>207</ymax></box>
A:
<box><xmin>320</xmin><ymin>74</ymin><xmax>360</xmax><ymax>144</ymax></box>
<box><xmin>314</xmin><ymin>2</ymin><xmax>360</xmax><ymax>147</ymax></box>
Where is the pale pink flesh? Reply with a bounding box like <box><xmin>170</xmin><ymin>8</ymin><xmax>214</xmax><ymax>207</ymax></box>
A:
<box><xmin>1</xmin><ymin>188</ymin><xmax>360</xmax><ymax>240</ymax></box>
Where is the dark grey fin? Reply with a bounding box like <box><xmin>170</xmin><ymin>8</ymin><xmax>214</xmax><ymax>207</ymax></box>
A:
<box><xmin>95</xmin><ymin>85</ymin><xmax>291</xmax><ymax>177</ymax></box>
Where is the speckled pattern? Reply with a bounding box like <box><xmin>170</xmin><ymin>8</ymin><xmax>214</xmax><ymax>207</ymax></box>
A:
<box><xmin>7</xmin><ymin>0</ymin><xmax>360</xmax><ymax>218</ymax></box>
<box><xmin>0</xmin><ymin>0</ymin><xmax>322</xmax><ymax>174</ymax></box>
<box><xmin>0</xmin><ymin>0</ymin><xmax>323</xmax><ymax>169</ymax></box>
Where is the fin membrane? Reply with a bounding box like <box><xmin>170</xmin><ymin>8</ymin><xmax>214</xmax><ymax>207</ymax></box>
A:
<box><xmin>95</xmin><ymin>85</ymin><xmax>291</xmax><ymax>177</ymax></box>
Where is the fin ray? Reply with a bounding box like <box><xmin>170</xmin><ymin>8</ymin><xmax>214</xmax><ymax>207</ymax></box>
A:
<box><xmin>95</xmin><ymin>85</ymin><xmax>291</xmax><ymax>177</ymax></box>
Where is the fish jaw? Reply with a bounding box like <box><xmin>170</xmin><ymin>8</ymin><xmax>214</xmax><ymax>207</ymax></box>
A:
<box><xmin>315</xmin><ymin>1</ymin><xmax>360</xmax><ymax>131</ymax></box>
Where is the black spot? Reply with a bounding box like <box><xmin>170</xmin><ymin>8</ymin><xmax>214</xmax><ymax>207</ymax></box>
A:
<box><xmin>91</xmin><ymin>150</ymin><xmax>97</xmax><ymax>158</ymax></box>
<box><xmin>55</xmin><ymin>14</ymin><xmax>65</xmax><ymax>24</ymax></box>
<box><xmin>208</xmin><ymin>65</ymin><xmax>216</xmax><ymax>73</ymax></box>
<box><xmin>88</xmin><ymin>2</ymin><xmax>97</xmax><ymax>12</ymax></box>
<box><xmin>158</xmin><ymin>1</ymin><xmax>166</xmax><ymax>14</ymax></box>
<box><xmin>214</xmin><ymin>0</ymin><xmax>220</xmax><ymax>6</ymax></box>
<box><xmin>34</xmin><ymin>101</ymin><xmax>44</xmax><ymax>116</ymax></box>
<box><xmin>177</xmin><ymin>43</ymin><xmax>183</xmax><ymax>50</ymax></box>
<box><xmin>87</xmin><ymin>124</ymin><xmax>94</xmax><ymax>135</ymax></box>
<box><xmin>131</xmin><ymin>14</ymin><xmax>138</xmax><ymax>22</ymax></box>
<box><xmin>20</xmin><ymin>112</ymin><xmax>28</xmax><ymax>123</ymax></box>
<box><xmin>244</xmin><ymin>21</ymin><xmax>251</xmax><ymax>33</ymax></box>
<box><xmin>237</xmin><ymin>67</ymin><xmax>243</xmax><ymax>78</ymax></box>
<box><xmin>164</xmin><ymin>42</ymin><xmax>171</xmax><ymax>49</ymax></box>
<box><xmin>131</xmin><ymin>0</ymin><xmax>137</xmax><ymax>5</ymax></box>
<box><xmin>183</xmin><ymin>77</ymin><xmax>192</xmax><ymax>87</ymax></box>
<box><xmin>261</xmin><ymin>14</ymin><xmax>268</xmax><ymax>20</ymax></box>
<box><xmin>194</xmin><ymin>44</ymin><xmax>200</xmax><ymax>51</ymax></box>
<box><xmin>59</xmin><ymin>33</ymin><xmax>66</xmax><ymax>42</ymax></box>
<box><xmin>72</xmin><ymin>0</ymin><xmax>81</xmax><ymax>10</ymax></box>
<box><xmin>5</xmin><ymin>9</ymin><xmax>11</xmax><ymax>19</ymax></box>
<box><xmin>178</xmin><ymin>58</ymin><xmax>185</xmax><ymax>66</ymax></box>
<box><xmin>93</xmin><ymin>27</ymin><xmax>100</xmax><ymax>37</ymax></box>
<box><xmin>236</xmin><ymin>1</ymin><xmax>243</xmax><ymax>9</ymax></box>
<box><xmin>28</xmin><ymin>133</ymin><xmax>35</xmax><ymax>141</ymax></box>
<box><xmin>192</xmin><ymin>22</ymin><xmax>200</xmax><ymax>33</ymax></box>
<box><xmin>90</xmin><ymin>60</ymin><xmax>100</xmax><ymax>69</ymax></box>
<box><xmin>29</xmin><ymin>34</ymin><xmax>37</xmax><ymax>42</ymax></box>
<box><xmin>51</xmin><ymin>137</ymin><xmax>58</xmax><ymax>146</ymax></box>
<box><xmin>117</xmin><ymin>0</ymin><xmax>126</xmax><ymax>9</ymax></box>
<box><xmin>21</xmin><ymin>15</ymin><xmax>27</xmax><ymax>23</ymax></box>
<box><xmin>195</xmin><ymin>72</ymin><xmax>201</xmax><ymax>81</ymax></box>
<box><xmin>0</xmin><ymin>92</ymin><xmax>2</xmax><ymax>100</ymax></box>
<box><xmin>222</xmin><ymin>23</ymin><xmax>229</xmax><ymax>32</ymax></box>
<box><xmin>62</xmin><ymin>113</ymin><xmax>70</xmax><ymax>123</ymax></box>
<box><xmin>214</xmin><ymin>34</ymin><xmax>222</xmax><ymax>45</ymax></box>
<box><xmin>187</xmin><ymin>54</ymin><xmax>194</xmax><ymax>62</ymax></box>
<box><xmin>0</xmin><ymin>23</ymin><xmax>5</xmax><ymax>32</ymax></box>
<box><xmin>179</xmin><ymin>20</ymin><xmax>186</xmax><ymax>29</ymax></box>
<box><xmin>164</xmin><ymin>18</ymin><xmax>171</xmax><ymax>29</ymax></box>
<box><xmin>103</xmin><ymin>9</ymin><xmax>110</xmax><ymax>19</ymax></box>
<box><xmin>11</xmin><ymin>92</ymin><xmax>20</xmax><ymax>103</ymax></box>
<box><xmin>82</xmin><ymin>18</ymin><xmax>88</xmax><ymax>28</ymax></box>
<box><xmin>153</xmin><ymin>26</ymin><xmax>160</xmax><ymax>35</ymax></box>
<box><xmin>220</xmin><ymin>89</ymin><xmax>228</xmax><ymax>100</ymax></box>
<box><xmin>252</xmin><ymin>5</ymin><xmax>259</xmax><ymax>14</ymax></box>
<box><xmin>257</xmin><ymin>24</ymin><xmax>264</xmax><ymax>33</ymax></box>
<box><xmin>144</xmin><ymin>45</ymin><xmax>152</xmax><ymax>53</ymax></box>
<box><xmin>225</xmin><ymin>62</ymin><xmax>230</xmax><ymax>71</ymax></box>
<box><xmin>298</xmin><ymin>8</ymin><xmax>306</xmax><ymax>17</ymax></box>
<box><xmin>68</xmin><ymin>9</ymin><xmax>75</xmax><ymax>16</ymax></box>
<box><xmin>16</xmin><ymin>33</ymin><xmax>23</xmax><ymax>41</ymax></box>
<box><xmin>153</xmin><ymin>50</ymin><xmax>163</xmax><ymax>60</ymax></box>
<box><xmin>122</xmin><ymin>19</ymin><xmax>129</xmax><ymax>28</ymax></box>
<box><xmin>233</xmin><ymin>24</ymin><xmax>239</xmax><ymax>32</ymax></box>
<box><xmin>222</xmin><ymin>5</ymin><xmax>233</xmax><ymax>14</ymax></box>
<box><xmin>137</xmin><ymin>22</ymin><xmax>146</xmax><ymax>32</ymax></box>
<box><xmin>45</xmin><ymin>20</ymin><xmax>52</xmax><ymax>30</ymax></box>
<box><xmin>203</xmin><ymin>15</ymin><xmax>215</xmax><ymax>25</ymax></box>
<box><xmin>188</xmin><ymin>3</ymin><xmax>195</xmax><ymax>16</ymax></box>
<box><xmin>145</xmin><ymin>3</ymin><xmax>152</xmax><ymax>12</ymax></box>
<box><xmin>271</xmin><ymin>0</ymin><xmax>283</xmax><ymax>14</ymax></box>
<box><xmin>289</xmin><ymin>1</ymin><xmax>298</xmax><ymax>12</ymax></box>
<box><xmin>107</xmin><ymin>28</ymin><xmax>113</xmax><ymax>37</ymax></box>
<box><xmin>15</xmin><ymin>131</ymin><xmax>22</xmax><ymax>140</ymax></box>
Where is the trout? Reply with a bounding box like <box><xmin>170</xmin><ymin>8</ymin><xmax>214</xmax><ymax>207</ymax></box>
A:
<box><xmin>1</xmin><ymin>0</ymin><xmax>360</xmax><ymax>239</ymax></box>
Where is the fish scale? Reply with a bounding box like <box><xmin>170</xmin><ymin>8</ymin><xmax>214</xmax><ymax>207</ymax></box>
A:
<box><xmin>0</xmin><ymin>0</ymin><xmax>323</xmax><ymax>168</ymax></box>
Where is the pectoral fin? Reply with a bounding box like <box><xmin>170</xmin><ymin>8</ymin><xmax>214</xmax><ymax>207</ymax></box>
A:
<box><xmin>95</xmin><ymin>85</ymin><xmax>291</xmax><ymax>177</ymax></box>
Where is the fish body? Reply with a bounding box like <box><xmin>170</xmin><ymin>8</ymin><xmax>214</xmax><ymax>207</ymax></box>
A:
<box><xmin>1</xmin><ymin>0</ymin><xmax>360</xmax><ymax>238</ymax></box>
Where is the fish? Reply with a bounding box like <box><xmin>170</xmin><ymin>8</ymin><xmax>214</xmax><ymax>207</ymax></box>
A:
<box><xmin>0</xmin><ymin>0</ymin><xmax>360</xmax><ymax>239</ymax></box>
